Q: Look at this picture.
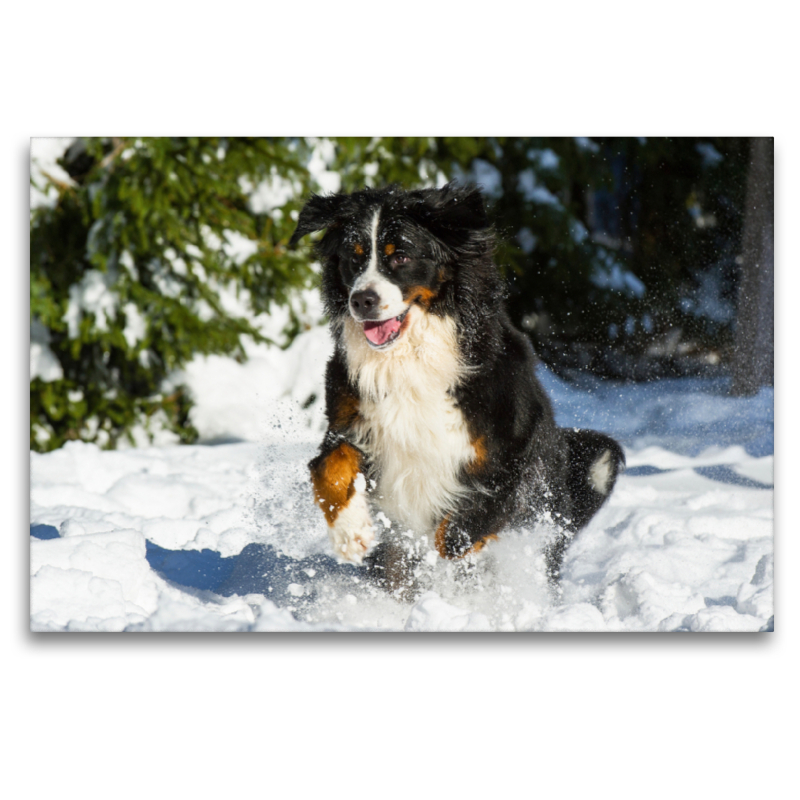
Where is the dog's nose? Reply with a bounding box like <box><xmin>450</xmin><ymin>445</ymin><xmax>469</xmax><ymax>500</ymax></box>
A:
<box><xmin>350</xmin><ymin>288</ymin><xmax>380</xmax><ymax>317</ymax></box>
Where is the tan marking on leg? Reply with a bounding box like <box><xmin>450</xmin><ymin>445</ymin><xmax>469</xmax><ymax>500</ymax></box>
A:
<box><xmin>436</xmin><ymin>515</ymin><xmax>498</xmax><ymax>560</ymax></box>
<box><xmin>310</xmin><ymin>442</ymin><xmax>361</xmax><ymax>526</ymax></box>
<box><xmin>435</xmin><ymin>516</ymin><xmax>451</xmax><ymax>559</ymax></box>
<box><xmin>467</xmin><ymin>435</ymin><xmax>487</xmax><ymax>474</ymax></box>
<box><xmin>466</xmin><ymin>533</ymin><xmax>498</xmax><ymax>555</ymax></box>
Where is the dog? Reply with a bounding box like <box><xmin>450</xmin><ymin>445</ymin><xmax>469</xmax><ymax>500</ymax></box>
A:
<box><xmin>289</xmin><ymin>182</ymin><xmax>624</xmax><ymax>590</ymax></box>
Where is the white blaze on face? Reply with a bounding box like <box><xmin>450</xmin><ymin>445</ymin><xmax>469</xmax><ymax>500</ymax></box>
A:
<box><xmin>350</xmin><ymin>209</ymin><xmax>407</xmax><ymax>320</ymax></box>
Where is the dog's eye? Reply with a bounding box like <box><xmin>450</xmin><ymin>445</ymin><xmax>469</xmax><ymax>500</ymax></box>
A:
<box><xmin>389</xmin><ymin>254</ymin><xmax>410</xmax><ymax>268</ymax></box>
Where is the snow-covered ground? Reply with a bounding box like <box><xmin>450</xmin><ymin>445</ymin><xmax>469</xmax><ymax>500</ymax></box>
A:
<box><xmin>30</xmin><ymin>312</ymin><xmax>773</xmax><ymax>632</ymax></box>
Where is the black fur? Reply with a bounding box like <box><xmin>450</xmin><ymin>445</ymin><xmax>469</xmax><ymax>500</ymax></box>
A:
<box><xmin>291</xmin><ymin>182</ymin><xmax>625</xmax><ymax>585</ymax></box>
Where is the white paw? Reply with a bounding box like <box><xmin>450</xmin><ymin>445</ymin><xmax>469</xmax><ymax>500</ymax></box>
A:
<box><xmin>329</xmin><ymin>491</ymin><xmax>375</xmax><ymax>564</ymax></box>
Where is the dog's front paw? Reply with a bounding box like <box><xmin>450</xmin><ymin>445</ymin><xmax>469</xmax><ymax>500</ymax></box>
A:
<box><xmin>329</xmin><ymin>491</ymin><xmax>375</xmax><ymax>564</ymax></box>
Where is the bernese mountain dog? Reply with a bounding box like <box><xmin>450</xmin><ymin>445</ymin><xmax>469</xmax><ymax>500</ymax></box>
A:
<box><xmin>290</xmin><ymin>182</ymin><xmax>624</xmax><ymax>591</ymax></box>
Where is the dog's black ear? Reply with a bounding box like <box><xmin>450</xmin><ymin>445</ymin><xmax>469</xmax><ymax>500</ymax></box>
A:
<box><xmin>432</xmin><ymin>183</ymin><xmax>489</xmax><ymax>230</ymax></box>
<box><xmin>410</xmin><ymin>183</ymin><xmax>490</xmax><ymax>247</ymax></box>
<box><xmin>289</xmin><ymin>193</ymin><xmax>348</xmax><ymax>246</ymax></box>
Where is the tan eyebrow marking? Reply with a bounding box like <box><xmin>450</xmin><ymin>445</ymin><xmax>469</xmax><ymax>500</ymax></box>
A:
<box><xmin>354</xmin><ymin>243</ymin><xmax>364</xmax><ymax>255</ymax></box>
<box><xmin>384</xmin><ymin>243</ymin><xmax>396</xmax><ymax>256</ymax></box>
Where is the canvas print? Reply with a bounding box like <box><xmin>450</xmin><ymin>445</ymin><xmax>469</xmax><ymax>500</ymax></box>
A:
<box><xmin>29</xmin><ymin>137</ymin><xmax>774</xmax><ymax>632</ymax></box>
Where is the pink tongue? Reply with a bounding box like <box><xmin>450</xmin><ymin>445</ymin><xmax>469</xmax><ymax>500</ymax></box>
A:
<box><xmin>363</xmin><ymin>317</ymin><xmax>402</xmax><ymax>346</ymax></box>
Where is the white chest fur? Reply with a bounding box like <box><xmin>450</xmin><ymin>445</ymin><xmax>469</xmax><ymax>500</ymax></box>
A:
<box><xmin>342</xmin><ymin>310</ymin><xmax>476</xmax><ymax>537</ymax></box>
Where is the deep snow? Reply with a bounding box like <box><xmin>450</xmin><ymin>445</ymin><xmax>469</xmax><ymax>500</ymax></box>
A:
<box><xmin>29</xmin><ymin>316</ymin><xmax>773</xmax><ymax>632</ymax></box>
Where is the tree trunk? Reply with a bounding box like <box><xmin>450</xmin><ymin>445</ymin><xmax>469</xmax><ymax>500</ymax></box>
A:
<box><xmin>731</xmin><ymin>137</ymin><xmax>774</xmax><ymax>396</ymax></box>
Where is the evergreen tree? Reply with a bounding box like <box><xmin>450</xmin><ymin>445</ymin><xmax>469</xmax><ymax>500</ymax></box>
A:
<box><xmin>31</xmin><ymin>137</ymin><xmax>319</xmax><ymax>451</ymax></box>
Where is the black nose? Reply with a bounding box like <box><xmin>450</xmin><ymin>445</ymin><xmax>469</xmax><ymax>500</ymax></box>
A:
<box><xmin>350</xmin><ymin>288</ymin><xmax>380</xmax><ymax>317</ymax></box>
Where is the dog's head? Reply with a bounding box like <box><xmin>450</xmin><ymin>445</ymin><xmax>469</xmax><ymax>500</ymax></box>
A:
<box><xmin>290</xmin><ymin>183</ymin><xmax>491</xmax><ymax>350</ymax></box>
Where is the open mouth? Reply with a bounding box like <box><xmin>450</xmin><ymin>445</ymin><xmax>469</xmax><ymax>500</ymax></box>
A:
<box><xmin>362</xmin><ymin>308</ymin><xmax>410</xmax><ymax>349</ymax></box>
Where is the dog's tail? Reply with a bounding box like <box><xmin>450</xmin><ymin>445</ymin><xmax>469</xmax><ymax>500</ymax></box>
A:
<box><xmin>542</xmin><ymin>428</ymin><xmax>625</xmax><ymax>586</ymax></box>
<box><xmin>561</xmin><ymin>428</ymin><xmax>625</xmax><ymax>532</ymax></box>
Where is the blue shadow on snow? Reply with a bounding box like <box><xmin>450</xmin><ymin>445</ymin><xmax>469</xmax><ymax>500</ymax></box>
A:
<box><xmin>144</xmin><ymin>541</ymin><xmax>239</xmax><ymax>593</ymax></box>
<box><xmin>625</xmin><ymin>464</ymin><xmax>772</xmax><ymax>489</ymax></box>
<box><xmin>625</xmin><ymin>465</ymin><xmax>670</xmax><ymax>477</ymax></box>
<box><xmin>693</xmin><ymin>465</ymin><xmax>772</xmax><ymax>490</ymax></box>
<box><xmin>145</xmin><ymin>540</ymin><xmax>361</xmax><ymax>604</ymax></box>
<box><xmin>30</xmin><ymin>524</ymin><xmax>60</xmax><ymax>540</ymax></box>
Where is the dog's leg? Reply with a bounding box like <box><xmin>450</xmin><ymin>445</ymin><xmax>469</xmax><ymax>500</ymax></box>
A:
<box><xmin>363</xmin><ymin>536</ymin><xmax>426</xmax><ymax>600</ymax></box>
<box><xmin>434</xmin><ymin>511</ymin><xmax>502</xmax><ymax>561</ymax></box>
<box><xmin>309</xmin><ymin>441</ymin><xmax>374</xmax><ymax>563</ymax></box>
<box><xmin>542</xmin><ymin>533</ymin><xmax>571</xmax><ymax>587</ymax></box>
<box><xmin>310</xmin><ymin>353</ymin><xmax>375</xmax><ymax>563</ymax></box>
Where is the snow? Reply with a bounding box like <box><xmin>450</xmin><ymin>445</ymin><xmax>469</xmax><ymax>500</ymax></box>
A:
<box><xmin>575</xmin><ymin>136</ymin><xmax>600</xmax><ymax>153</ymax></box>
<box><xmin>527</xmin><ymin>147</ymin><xmax>560</xmax><ymax>170</ymax></box>
<box><xmin>682</xmin><ymin>269</ymin><xmax>735</xmax><ymax>323</ymax></box>
<box><xmin>517</xmin><ymin>226</ymin><xmax>537</xmax><ymax>253</ymax></box>
<box><xmin>29</xmin><ymin>136</ymin><xmax>76</xmax><ymax>209</ymax></box>
<box><xmin>177</xmin><ymin>287</ymin><xmax>330</xmax><ymax>440</ymax></box>
<box><xmin>63</xmin><ymin>268</ymin><xmax>119</xmax><ymax>338</ymax></box>
<box><xmin>517</xmin><ymin>167</ymin><xmax>561</xmax><ymax>206</ymax></box>
<box><xmin>121</xmin><ymin>301</ymin><xmax>146</xmax><ymax>348</ymax></box>
<box><xmin>30</xmin><ymin>318</ymin><xmax>63</xmax><ymax>382</ymax></box>
<box><xmin>239</xmin><ymin>170</ymin><xmax>298</xmax><ymax>216</ymax></box>
<box><xmin>465</xmin><ymin>158</ymin><xmax>503</xmax><ymax>198</ymax></box>
<box><xmin>221</xmin><ymin>230</ymin><xmax>259</xmax><ymax>265</ymax></box>
<box><xmin>697</xmin><ymin>141</ymin><xmax>724</xmax><ymax>167</ymax></box>
<box><xmin>306</xmin><ymin>137</ymin><xmax>341</xmax><ymax>194</ymax></box>
<box><xmin>30</xmin><ymin>307</ymin><xmax>774</xmax><ymax>632</ymax></box>
<box><xmin>591</xmin><ymin>249</ymin><xmax>646</xmax><ymax>297</ymax></box>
